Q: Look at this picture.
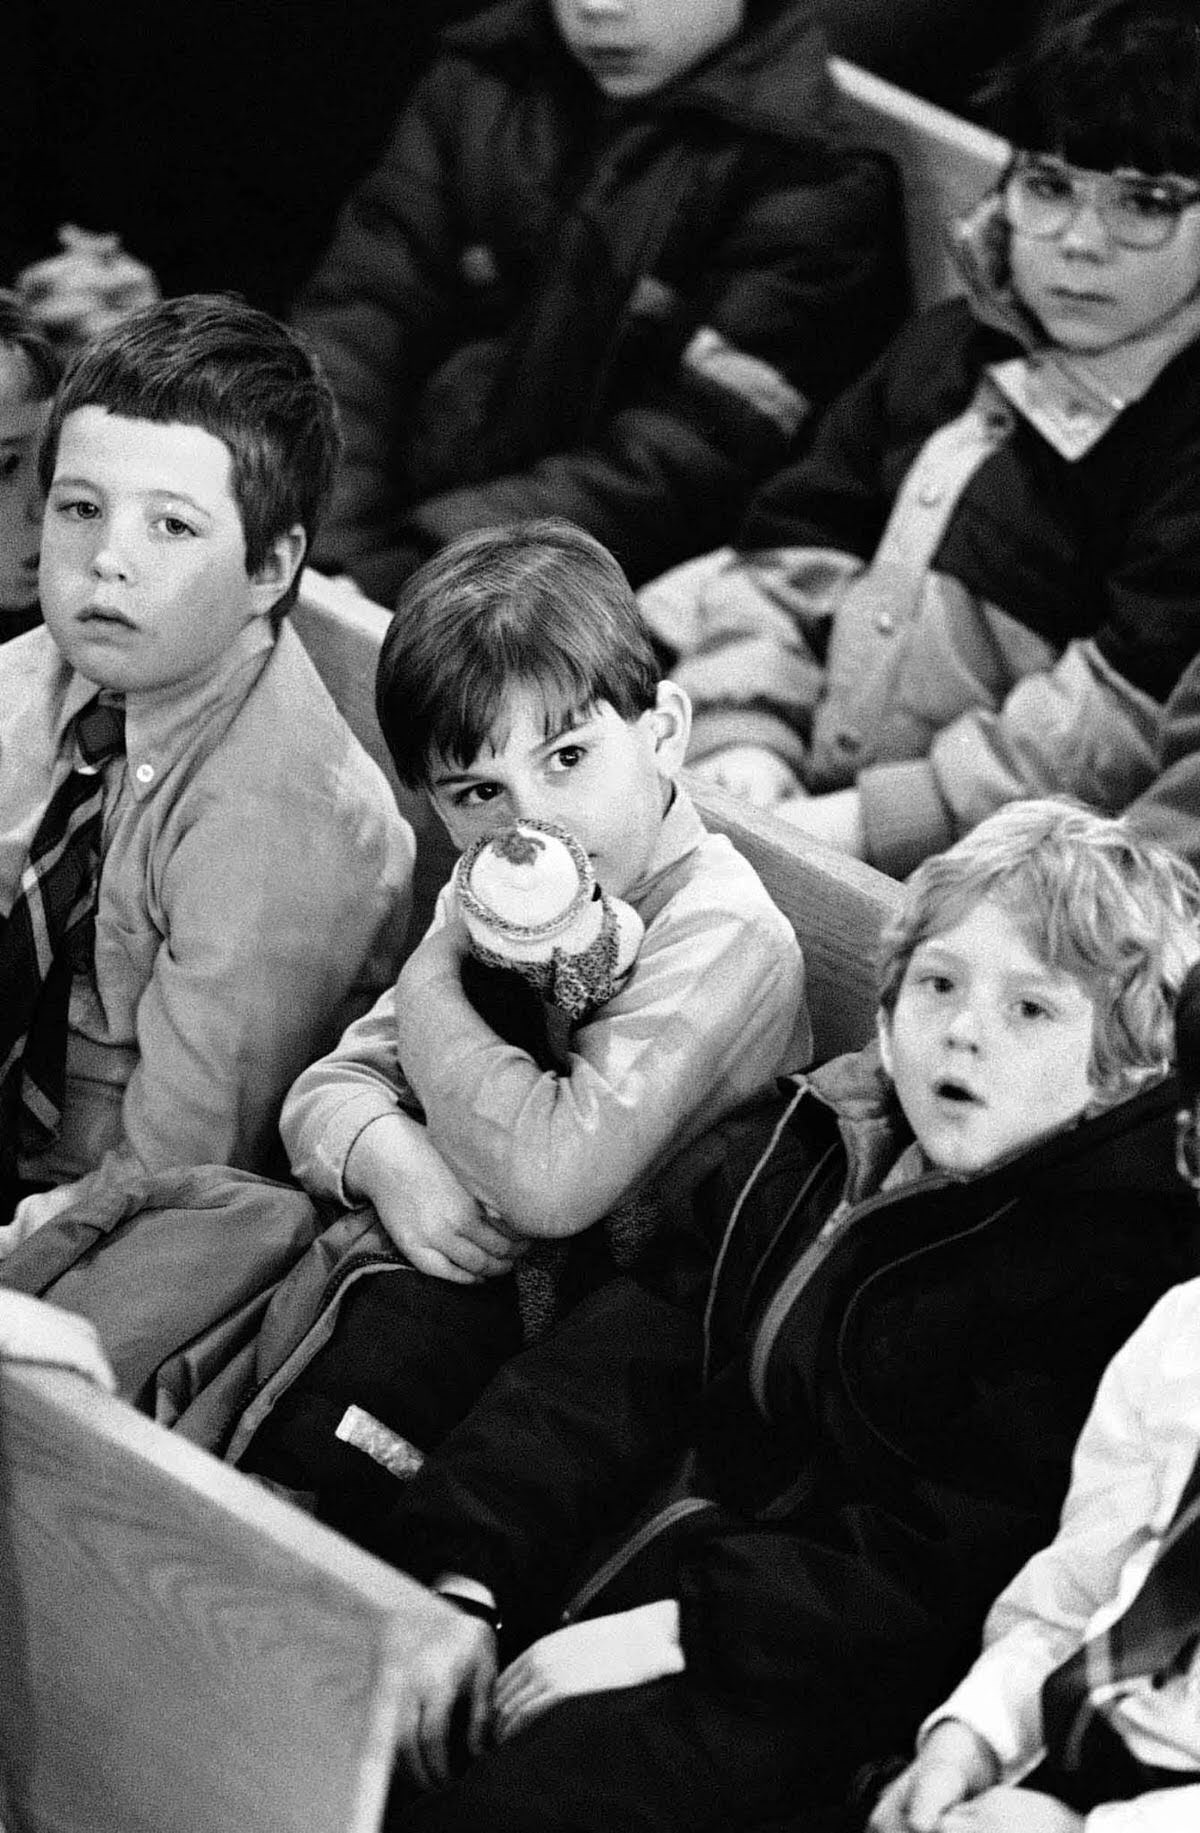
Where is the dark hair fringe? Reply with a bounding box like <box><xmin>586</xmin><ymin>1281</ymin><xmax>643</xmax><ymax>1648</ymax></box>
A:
<box><xmin>977</xmin><ymin>0</ymin><xmax>1200</xmax><ymax>176</ymax></box>
<box><xmin>376</xmin><ymin>521</ymin><xmax>660</xmax><ymax>789</ymax></box>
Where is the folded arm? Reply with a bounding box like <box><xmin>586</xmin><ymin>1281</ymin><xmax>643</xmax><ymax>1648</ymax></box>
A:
<box><xmin>394</xmin><ymin>888</ymin><xmax>802</xmax><ymax>1239</ymax></box>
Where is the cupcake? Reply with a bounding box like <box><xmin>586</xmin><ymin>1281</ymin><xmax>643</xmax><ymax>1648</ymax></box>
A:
<box><xmin>454</xmin><ymin>819</ymin><xmax>643</xmax><ymax>1016</ymax></box>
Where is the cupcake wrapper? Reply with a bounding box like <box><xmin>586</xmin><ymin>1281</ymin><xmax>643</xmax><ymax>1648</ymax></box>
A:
<box><xmin>470</xmin><ymin>891</ymin><xmax>630</xmax><ymax>1023</ymax></box>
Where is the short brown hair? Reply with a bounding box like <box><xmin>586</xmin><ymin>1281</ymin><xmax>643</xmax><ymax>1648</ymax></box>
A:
<box><xmin>40</xmin><ymin>293</ymin><xmax>340</xmax><ymax>617</ymax></box>
<box><xmin>376</xmin><ymin>521</ymin><xmax>661</xmax><ymax>789</ymax></box>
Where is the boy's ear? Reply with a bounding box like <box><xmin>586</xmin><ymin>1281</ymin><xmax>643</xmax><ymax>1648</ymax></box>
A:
<box><xmin>247</xmin><ymin>522</ymin><xmax>307</xmax><ymax>618</ymax></box>
<box><xmin>875</xmin><ymin>1010</ymin><xmax>894</xmax><ymax>1079</ymax></box>
<box><xmin>646</xmin><ymin>679</ymin><xmax>692</xmax><ymax>776</ymax></box>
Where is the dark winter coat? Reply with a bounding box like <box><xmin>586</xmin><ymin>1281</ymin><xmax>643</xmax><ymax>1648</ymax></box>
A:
<box><xmin>293</xmin><ymin>0</ymin><xmax>904</xmax><ymax>601</ymax></box>
<box><xmin>375</xmin><ymin>1048</ymin><xmax>1199</xmax><ymax>1800</ymax></box>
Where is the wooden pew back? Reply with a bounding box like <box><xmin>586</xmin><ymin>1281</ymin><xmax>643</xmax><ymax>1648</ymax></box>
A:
<box><xmin>294</xmin><ymin>573</ymin><xmax>901</xmax><ymax>1059</ymax></box>
<box><xmin>0</xmin><ymin>1359</ymin><xmax>453</xmax><ymax>1833</ymax></box>
<box><xmin>830</xmin><ymin>57</ymin><xmax>1009</xmax><ymax>308</ymax></box>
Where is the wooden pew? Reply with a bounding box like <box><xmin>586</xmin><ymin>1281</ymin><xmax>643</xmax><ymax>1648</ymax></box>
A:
<box><xmin>293</xmin><ymin>571</ymin><xmax>901</xmax><ymax>1062</ymax></box>
<box><xmin>0</xmin><ymin>1356</ymin><xmax>456</xmax><ymax>1833</ymax></box>
<box><xmin>830</xmin><ymin>56</ymin><xmax>1009</xmax><ymax>308</ymax></box>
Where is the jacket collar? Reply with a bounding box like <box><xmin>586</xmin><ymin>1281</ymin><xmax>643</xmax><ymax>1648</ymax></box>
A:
<box><xmin>787</xmin><ymin>1039</ymin><xmax>916</xmax><ymax>1207</ymax></box>
<box><xmin>445</xmin><ymin>0</ymin><xmax>836</xmax><ymax>145</ymax></box>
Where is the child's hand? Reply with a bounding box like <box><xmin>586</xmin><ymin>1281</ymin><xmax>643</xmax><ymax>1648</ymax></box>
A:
<box><xmin>870</xmin><ymin>1721</ymin><xmax>998</xmax><ymax>1832</ymax></box>
<box><xmin>17</xmin><ymin>224</ymin><xmax>160</xmax><ymax>345</ymax></box>
<box><xmin>346</xmin><ymin>1113</ymin><xmax>526</xmax><ymax>1283</ymax></box>
<box><xmin>689</xmin><ymin>744</ymin><xmax>803</xmax><ymax>806</ymax></box>
<box><xmin>940</xmin><ymin>1787</ymin><xmax>1083</xmax><ymax>1833</ymax></box>
<box><xmin>389</xmin><ymin>1595</ymin><xmax>497</xmax><ymax>1789</ymax></box>
<box><xmin>492</xmin><ymin>1602</ymin><xmax>684</xmax><ymax>1744</ymax></box>
<box><xmin>0</xmin><ymin>1291</ymin><xmax>116</xmax><ymax>1392</ymax></box>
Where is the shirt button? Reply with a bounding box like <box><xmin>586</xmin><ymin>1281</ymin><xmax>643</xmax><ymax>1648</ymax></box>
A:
<box><xmin>135</xmin><ymin>762</ymin><xmax>155</xmax><ymax>785</ymax></box>
<box><xmin>918</xmin><ymin>481</ymin><xmax>942</xmax><ymax>506</ymax></box>
<box><xmin>875</xmin><ymin>609</ymin><xmax>895</xmax><ymax>634</ymax></box>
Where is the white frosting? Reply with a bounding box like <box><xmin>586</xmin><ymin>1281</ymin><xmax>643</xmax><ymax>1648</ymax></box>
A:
<box><xmin>467</xmin><ymin>828</ymin><xmax>583</xmax><ymax>928</ymax></box>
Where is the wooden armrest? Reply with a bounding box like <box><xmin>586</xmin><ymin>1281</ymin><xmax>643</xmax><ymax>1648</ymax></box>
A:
<box><xmin>0</xmin><ymin>1360</ymin><xmax>454</xmax><ymax>1833</ymax></box>
<box><xmin>688</xmin><ymin>778</ymin><xmax>899</xmax><ymax>1060</ymax></box>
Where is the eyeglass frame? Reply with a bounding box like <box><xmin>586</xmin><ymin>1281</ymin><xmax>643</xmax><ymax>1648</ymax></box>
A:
<box><xmin>1003</xmin><ymin>151</ymin><xmax>1200</xmax><ymax>252</ymax></box>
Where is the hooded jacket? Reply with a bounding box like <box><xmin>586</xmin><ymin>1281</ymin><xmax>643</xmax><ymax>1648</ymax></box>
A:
<box><xmin>374</xmin><ymin>1050</ymin><xmax>1199</xmax><ymax>1791</ymax></box>
<box><xmin>293</xmin><ymin>0</ymin><xmax>904</xmax><ymax>601</ymax></box>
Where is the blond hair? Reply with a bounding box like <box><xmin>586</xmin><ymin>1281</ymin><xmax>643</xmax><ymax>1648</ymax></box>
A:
<box><xmin>878</xmin><ymin>800</ymin><xmax>1200</xmax><ymax>1106</ymax></box>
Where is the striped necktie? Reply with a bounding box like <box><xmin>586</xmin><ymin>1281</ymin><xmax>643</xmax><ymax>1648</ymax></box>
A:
<box><xmin>1040</xmin><ymin>1442</ymin><xmax>1200</xmax><ymax>1799</ymax></box>
<box><xmin>0</xmin><ymin>698</ymin><xmax>126</xmax><ymax>1159</ymax></box>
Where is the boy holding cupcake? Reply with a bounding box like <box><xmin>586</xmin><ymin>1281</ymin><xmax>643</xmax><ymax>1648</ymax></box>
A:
<box><xmin>236</xmin><ymin>519</ymin><xmax>805</xmax><ymax>1515</ymax></box>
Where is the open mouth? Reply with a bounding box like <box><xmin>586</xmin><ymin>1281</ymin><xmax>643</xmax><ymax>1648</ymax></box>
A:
<box><xmin>933</xmin><ymin>1079</ymin><xmax>982</xmax><ymax>1106</ymax></box>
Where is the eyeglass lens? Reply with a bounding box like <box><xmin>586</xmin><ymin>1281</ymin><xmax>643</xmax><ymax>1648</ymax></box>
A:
<box><xmin>1008</xmin><ymin>160</ymin><xmax>1195</xmax><ymax>249</ymax></box>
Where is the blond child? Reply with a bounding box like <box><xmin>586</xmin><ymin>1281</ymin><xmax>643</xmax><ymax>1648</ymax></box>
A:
<box><xmin>361</xmin><ymin>802</ymin><xmax>1200</xmax><ymax>1831</ymax></box>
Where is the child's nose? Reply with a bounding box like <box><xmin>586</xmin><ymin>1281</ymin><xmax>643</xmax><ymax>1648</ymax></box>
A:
<box><xmin>92</xmin><ymin>536</ymin><xmax>130</xmax><ymax>582</ymax></box>
<box><xmin>506</xmin><ymin>782</ymin><xmax>551</xmax><ymax>824</ymax></box>
<box><xmin>1057</xmin><ymin>197</ymin><xmax>1111</xmax><ymax>258</ymax></box>
<box><xmin>945</xmin><ymin>1001</ymin><xmax>983</xmax><ymax>1049</ymax></box>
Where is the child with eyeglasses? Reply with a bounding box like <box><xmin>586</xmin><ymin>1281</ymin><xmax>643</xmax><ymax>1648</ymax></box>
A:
<box><xmin>640</xmin><ymin>0</ymin><xmax>1200</xmax><ymax>879</ymax></box>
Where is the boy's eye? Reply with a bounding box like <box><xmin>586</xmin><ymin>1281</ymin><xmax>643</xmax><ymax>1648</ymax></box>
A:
<box><xmin>0</xmin><ymin>452</ymin><xmax>22</xmax><ymax>483</ymax></box>
<box><xmin>917</xmin><ymin>971</ymin><xmax>955</xmax><ymax>995</ymax></box>
<box><xmin>451</xmin><ymin>782</ymin><xmax>504</xmax><ymax>810</ymax></box>
<box><xmin>548</xmin><ymin>743</ymin><xmax>587</xmax><ymax>772</ymax></box>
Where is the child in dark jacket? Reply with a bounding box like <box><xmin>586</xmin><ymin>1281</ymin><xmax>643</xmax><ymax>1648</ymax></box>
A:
<box><xmin>354</xmin><ymin>800</ymin><xmax>1200</xmax><ymax>1832</ymax></box>
<box><xmin>284</xmin><ymin>0</ymin><xmax>904</xmax><ymax>602</ymax></box>
<box><xmin>869</xmin><ymin>966</ymin><xmax>1200</xmax><ymax>1833</ymax></box>
<box><xmin>641</xmin><ymin>0</ymin><xmax>1200</xmax><ymax>878</ymax></box>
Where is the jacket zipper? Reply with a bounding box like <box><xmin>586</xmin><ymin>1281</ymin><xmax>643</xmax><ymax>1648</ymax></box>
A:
<box><xmin>224</xmin><ymin>1249</ymin><xmax>409</xmax><ymax>1465</ymax></box>
<box><xmin>701</xmin><ymin>1082</ymin><xmax>811</xmax><ymax>1375</ymax></box>
<box><xmin>559</xmin><ymin>1494</ymin><xmax>718</xmax><ymax>1625</ymax></box>
<box><xmin>748</xmin><ymin>1166</ymin><xmax>961</xmax><ymax>1414</ymax></box>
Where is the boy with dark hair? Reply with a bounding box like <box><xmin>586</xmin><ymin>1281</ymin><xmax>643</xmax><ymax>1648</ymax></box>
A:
<box><xmin>232</xmin><ymin>518</ymin><xmax>804</xmax><ymax>1504</ymax></box>
<box><xmin>351</xmin><ymin>800</ymin><xmax>1200</xmax><ymax>1832</ymax></box>
<box><xmin>0</xmin><ymin>290</ymin><xmax>61</xmax><ymax>643</ymax></box>
<box><xmin>0</xmin><ymin>294</ymin><xmax>414</xmax><ymax>1227</ymax></box>
<box><xmin>642</xmin><ymin>0</ymin><xmax>1200</xmax><ymax>875</ymax></box>
<box><xmin>283</xmin><ymin>0</ymin><xmax>904</xmax><ymax>602</ymax></box>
